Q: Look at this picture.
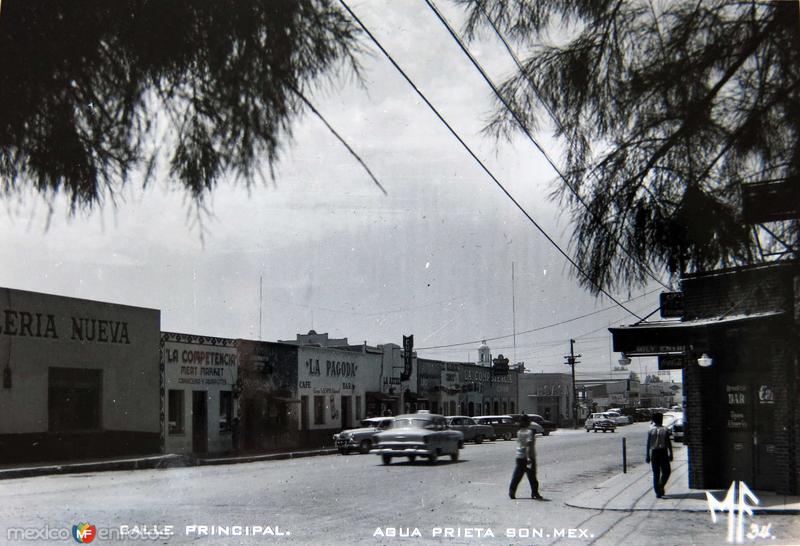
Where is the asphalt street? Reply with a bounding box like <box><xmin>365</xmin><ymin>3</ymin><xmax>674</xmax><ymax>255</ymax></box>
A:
<box><xmin>1</xmin><ymin>423</ymin><xmax>797</xmax><ymax>545</ymax></box>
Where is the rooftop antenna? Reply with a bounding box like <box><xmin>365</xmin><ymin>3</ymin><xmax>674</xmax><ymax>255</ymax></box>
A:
<box><xmin>512</xmin><ymin>262</ymin><xmax>517</xmax><ymax>365</ymax></box>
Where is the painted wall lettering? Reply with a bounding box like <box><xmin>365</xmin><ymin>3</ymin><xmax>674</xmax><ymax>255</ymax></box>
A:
<box><xmin>0</xmin><ymin>310</ymin><xmax>58</xmax><ymax>339</ymax></box>
<box><xmin>71</xmin><ymin>317</ymin><xmax>130</xmax><ymax>344</ymax></box>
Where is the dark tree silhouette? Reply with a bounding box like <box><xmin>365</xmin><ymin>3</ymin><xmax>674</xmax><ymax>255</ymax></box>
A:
<box><xmin>0</xmin><ymin>0</ymin><xmax>361</xmax><ymax>210</ymax></box>
<box><xmin>460</xmin><ymin>0</ymin><xmax>799</xmax><ymax>293</ymax></box>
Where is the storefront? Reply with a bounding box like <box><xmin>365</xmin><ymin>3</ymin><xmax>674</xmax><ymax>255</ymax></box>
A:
<box><xmin>0</xmin><ymin>287</ymin><xmax>160</xmax><ymax>464</ymax></box>
<box><xmin>296</xmin><ymin>344</ymin><xmax>382</xmax><ymax>441</ymax></box>
<box><xmin>610</xmin><ymin>262</ymin><xmax>800</xmax><ymax>494</ymax></box>
<box><xmin>417</xmin><ymin>358</ymin><xmax>519</xmax><ymax>417</ymax></box>
<box><xmin>518</xmin><ymin>373</ymin><xmax>573</xmax><ymax>426</ymax></box>
<box><xmin>161</xmin><ymin>332</ymin><xmax>238</xmax><ymax>455</ymax></box>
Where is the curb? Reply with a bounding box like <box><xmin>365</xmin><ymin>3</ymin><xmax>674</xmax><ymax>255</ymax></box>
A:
<box><xmin>0</xmin><ymin>449</ymin><xmax>338</xmax><ymax>480</ymax></box>
<box><xmin>0</xmin><ymin>454</ymin><xmax>190</xmax><ymax>480</ymax></box>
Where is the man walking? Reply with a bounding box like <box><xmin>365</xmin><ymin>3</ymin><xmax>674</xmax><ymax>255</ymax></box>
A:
<box><xmin>509</xmin><ymin>414</ymin><xmax>543</xmax><ymax>500</ymax></box>
<box><xmin>646</xmin><ymin>412</ymin><xmax>673</xmax><ymax>498</ymax></box>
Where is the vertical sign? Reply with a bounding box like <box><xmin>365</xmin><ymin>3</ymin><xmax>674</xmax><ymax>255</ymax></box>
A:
<box><xmin>401</xmin><ymin>335</ymin><xmax>413</xmax><ymax>381</ymax></box>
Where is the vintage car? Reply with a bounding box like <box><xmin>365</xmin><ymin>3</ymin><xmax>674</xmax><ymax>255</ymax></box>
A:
<box><xmin>371</xmin><ymin>412</ymin><xmax>463</xmax><ymax>464</ymax></box>
<box><xmin>476</xmin><ymin>415</ymin><xmax>544</xmax><ymax>440</ymax></box>
<box><xmin>333</xmin><ymin>417</ymin><xmax>394</xmax><ymax>454</ymax></box>
<box><xmin>584</xmin><ymin>412</ymin><xmax>616</xmax><ymax>433</ymax></box>
<box><xmin>528</xmin><ymin>414</ymin><xmax>557</xmax><ymax>435</ymax></box>
<box><xmin>605</xmin><ymin>411</ymin><xmax>632</xmax><ymax>425</ymax></box>
<box><xmin>445</xmin><ymin>415</ymin><xmax>495</xmax><ymax>443</ymax></box>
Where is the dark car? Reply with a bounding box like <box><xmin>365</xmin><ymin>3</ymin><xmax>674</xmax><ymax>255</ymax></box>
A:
<box><xmin>477</xmin><ymin>415</ymin><xmax>544</xmax><ymax>440</ymax></box>
<box><xmin>333</xmin><ymin>417</ymin><xmax>394</xmax><ymax>454</ymax></box>
<box><xmin>445</xmin><ymin>416</ymin><xmax>495</xmax><ymax>443</ymax></box>
<box><xmin>528</xmin><ymin>414</ymin><xmax>556</xmax><ymax>436</ymax></box>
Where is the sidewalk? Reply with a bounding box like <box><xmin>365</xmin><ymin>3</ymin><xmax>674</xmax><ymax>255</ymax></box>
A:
<box><xmin>0</xmin><ymin>448</ymin><xmax>338</xmax><ymax>480</ymax></box>
<box><xmin>565</xmin><ymin>445</ymin><xmax>800</xmax><ymax>514</ymax></box>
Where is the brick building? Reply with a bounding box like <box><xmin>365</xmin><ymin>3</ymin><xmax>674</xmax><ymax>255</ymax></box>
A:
<box><xmin>611</xmin><ymin>261</ymin><xmax>799</xmax><ymax>494</ymax></box>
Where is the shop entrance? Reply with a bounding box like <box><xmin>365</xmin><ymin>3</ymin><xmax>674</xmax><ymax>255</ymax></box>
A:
<box><xmin>192</xmin><ymin>391</ymin><xmax>208</xmax><ymax>453</ymax></box>
<box><xmin>341</xmin><ymin>396</ymin><xmax>352</xmax><ymax>429</ymax></box>
<box><xmin>720</xmin><ymin>376</ymin><xmax>778</xmax><ymax>491</ymax></box>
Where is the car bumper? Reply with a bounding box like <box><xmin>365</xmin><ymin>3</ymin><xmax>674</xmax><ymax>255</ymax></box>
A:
<box><xmin>371</xmin><ymin>447</ymin><xmax>432</xmax><ymax>457</ymax></box>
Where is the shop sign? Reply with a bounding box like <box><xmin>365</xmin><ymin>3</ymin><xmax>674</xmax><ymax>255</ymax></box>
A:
<box><xmin>658</xmin><ymin>355</ymin><xmax>687</xmax><ymax>370</ymax></box>
<box><xmin>726</xmin><ymin>385</ymin><xmax>748</xmax><ymax>430</ymax></box>
<box><xmin>758</xmin><ymin>385</ymin><xmax>774</xmax><ymax>404</ymax></box>
<box><xmin>165</xmin><ymin>346</ymin><xmax>237</xmax><ymax>386</ymax></box>
<box><xmin>304</xmin><ymin>358</ymin><xmax>357</xmax><ymax>378</ymax></box>
<box><xmin>0</xmin><ymin>308</ymin><xmax>131</xmax><ymax>344</ymax></box>
<box><xmin>659</xmin><ymin>292</ymin><xmax>684</xmax><ymax>319</ymax></box>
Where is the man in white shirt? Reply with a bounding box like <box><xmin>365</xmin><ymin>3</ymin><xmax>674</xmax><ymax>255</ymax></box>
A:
<box><xmin>508</xmin><ymin>415</ymin><xmax>543</xmax><ymax>500</ymax></box>
<box><xmin>646</xmin><ymin>412</ymin><xmax>674</xmax><ymax>498</ymax></box>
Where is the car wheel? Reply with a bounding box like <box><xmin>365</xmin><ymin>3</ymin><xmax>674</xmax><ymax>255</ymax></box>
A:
<box><xmin>503</xmin><ymin>432</ymin><xmax>512</xmax><ymax>441</ymax></box>
<box><xmin>585</xmin><ymin>429</ymin><xmax>589</xmax><ymax>433</ymax></box>
<box><xmin>543</xmin><ymin>431</ymin><xmax>550</xmax><ymax>436</ymax></box>
<box><xmin>450</xmin><ymin>450</ymin><xmax>459</xmax><ymax>462</ymax></box>
<box><xmin>611</xmin><ymin>429</ymin><xmax>615</xmax><ymax>433</ymax></box>
<box><xmin>475</xmin><ymin>435</ymin><xmax>483</xmax><ymax>444</ymax></box>
<box><xmin>428</xmin><ymin>452</ymin><xmax>438</xmax><ymax>464</ymax></box>
<box><xmin>407</xmin><ymin>455</ymin><xmax>416</xmax><ymax>463</ymax></box>
<box><xmin>359</xmin><ymin>440</ymin><xmax>371</xmax><ymax>454</ymax></box>
<box><xmin>381</xmin><ymin>454</ymin><xmax>392</xmax><ymax>465</ymax></box>
<box><xmin>338</xmin><ymin>447</ymin><xmax>348</xmax><ymax>455</ymax></box>
<box><xmin>458</xmin><ymin>440</ymin><xmax>464</xmax><ymax>449</ymax></box>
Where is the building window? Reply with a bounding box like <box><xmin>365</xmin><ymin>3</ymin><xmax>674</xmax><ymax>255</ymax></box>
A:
<box><xmin>219</xmin><ymin>391</ymin><xmax>233</xmax><ymax>433</ymax></box>
<box><xmin>48</xmin><ymin>368</ymin><xmax>102</xmax><ymax>432</ymax></box>
<box><xmin>168</xmin><ymin>389</ymin><xmax>185</xmax><ymax>434</ymax></box>
<box><xmin>314</xmin><ymin>395</ymin><xmax>325</xmax><ymax>425</ymax></box>
<box><xmin>356</xmin><ymin>396</ymin><xmax>362</xmax><ymax>421</ymax></box>
<box><xmin>509</xmin><ymin>401</ymin><xmax>515</xmax><ymax>414</ymax></box>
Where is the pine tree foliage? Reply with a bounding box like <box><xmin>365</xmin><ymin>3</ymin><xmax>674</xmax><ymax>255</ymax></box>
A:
<box><xmin>460</xmin><ymin>0</ymin><xmax>799</xmax><ymax>293</ymax></box>
<box><xmin>0</xmin><ymin>0</ymin><xmax>361</xmax><ymax>210</ymax></box>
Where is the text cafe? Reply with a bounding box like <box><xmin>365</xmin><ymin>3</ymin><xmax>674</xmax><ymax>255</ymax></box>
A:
<box><xmin>161</xmin><ymin>332</ymin><xmax>238</xmax><ymax>455</ymax></box>
<box><xmin>0</xmin><ymin>287</ymin><xmax>161</xmax><ymax>464</ymax></box>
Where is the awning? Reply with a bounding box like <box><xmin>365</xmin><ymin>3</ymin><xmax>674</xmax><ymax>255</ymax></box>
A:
<box><xmin>609</xmin><ymin>311</ymin><xmax>786</xmax><ymax>356</ymax></box>
<box><xmin>366</xmin><ymin>391</ymin><xmax>398</xmax><ymax>401</ymax></box>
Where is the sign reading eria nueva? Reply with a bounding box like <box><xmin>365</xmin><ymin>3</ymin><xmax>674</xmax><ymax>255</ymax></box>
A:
<box><xmin>0</xmin><ymin>308</ymin><xmax>130</xmax><ymax>344</ymax></box>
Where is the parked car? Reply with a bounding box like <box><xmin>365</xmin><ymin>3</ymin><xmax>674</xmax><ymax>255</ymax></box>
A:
<box><xmin>371</xmin><ymin>412</ymin><xmax>463</xmax><ymax>464</ymax></box>
<box><xmin>584</xmin><ymin>412</ymin><xmax>616</xmax><ymax>433</ymax></box>
<box><xmin>528</xmin><ymin>414</ymin><xmax>557</xmax><ymax>435</ymax></box>
<box><xmin>445</xmin><ymin>416</ymin><xmax>495</xmax><ymax>443</ymax></box>
<box><xmin>476</xmin><ymin>415</ymin><xmax>544</xmax><ymax>440</ymax></box>
<box><xmin>334</xmin><ymin>417</ymin><xmax>394</xmax><ymax>454</ymax></box>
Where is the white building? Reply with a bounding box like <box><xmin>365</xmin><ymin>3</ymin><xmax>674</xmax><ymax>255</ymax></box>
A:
<box><xmin>161</xmin><ymin>332</ymin><xmax>238</xmax><ymax>454</ymax></box>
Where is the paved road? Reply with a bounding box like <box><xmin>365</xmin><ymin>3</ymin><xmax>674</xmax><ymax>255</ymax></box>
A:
<box><xmin>1</xmin><ymin>423</ymin><xmax>797</xmax><ymax>545</ymax></box>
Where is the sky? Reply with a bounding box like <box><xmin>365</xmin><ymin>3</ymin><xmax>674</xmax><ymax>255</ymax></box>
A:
<box><xmin>0</xmin><ymin>1</ymin><xmax>673</xmax><ymax>382</ymax></box>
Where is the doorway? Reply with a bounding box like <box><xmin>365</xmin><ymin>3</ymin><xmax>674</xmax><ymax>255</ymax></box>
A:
<box><xmin>192</xmin><ymin>391</ymin><xmax>208</xmax><ymax>453</ymax></box>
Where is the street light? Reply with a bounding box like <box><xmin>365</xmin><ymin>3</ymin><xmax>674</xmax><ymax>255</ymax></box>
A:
<box><xmin>697</xmin><ymin>353</ymin><xmax>713</xmax><ymax>368</ymax></box>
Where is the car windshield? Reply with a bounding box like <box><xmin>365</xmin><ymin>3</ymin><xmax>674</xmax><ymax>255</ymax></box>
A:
<box><xmin>360</xmin><ymin>419</ymin><xmax>380</xmax><ymax>427</ymax></box>
<box><xmin>391</xmin><ymin>418</ymin><xmax>432</xmax><ymax>429</ymax></box>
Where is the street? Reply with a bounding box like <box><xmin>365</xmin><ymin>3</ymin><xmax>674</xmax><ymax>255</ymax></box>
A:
<box><xmin>1</xmin><ymin>423</ymin><xmax>797</xmax><ymax>545</ymax></box>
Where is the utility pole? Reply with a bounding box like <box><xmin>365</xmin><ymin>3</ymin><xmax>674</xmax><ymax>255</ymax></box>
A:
<box><xmin>564</xmin><ymin>339</ymin><xmax>581</xmax><ymax>429</ymax></box>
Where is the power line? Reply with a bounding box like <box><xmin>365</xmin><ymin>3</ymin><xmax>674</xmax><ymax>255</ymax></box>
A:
<box><xmin>426</xmin><ymin>0</ymin><xmax>671</xmax><ymax>292</ymax></box>
<box><xmin>337</xmin><ymin>0</ymin><xmax>645</xmax><ymax>322</ymax></box>
<box><xmin>290</xmin><ymin>86</ymin><xmax>387</xmax><ymax>196</ymax></box>
<box><xmin>416</xmin><ymin>287</ymin><xmax>658</xmax><ymax>350</ymax></box>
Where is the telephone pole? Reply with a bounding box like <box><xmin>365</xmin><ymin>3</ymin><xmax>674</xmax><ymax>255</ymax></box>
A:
<box><xmin>564</xmin><ymin>339</ymin><xmax>581</xmax><ymax>429</ymax></box>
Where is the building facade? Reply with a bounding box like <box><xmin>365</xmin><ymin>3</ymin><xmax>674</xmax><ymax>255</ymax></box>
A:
<box><xmin>161</xmin><ymin>332</ymin><xmax>238</xmax><ymax>455</ymax></box>
<box><xmin>417</xmin><ymin>358</ymin><xmax>519</xmax><ymax>417</ymax></box>
<box><xmin>518</xmin><ymin>373</ymin><xmax>573</xmax><ymax>426</ymax></box>
<box><xmin>611</xmin><ymin>261</ymin><xmax>800</xmax><ymax>494</ymax></box>
<box><xmin>0</xmin><ymin>288</ymin><xmax>160</xmax><ymax>463</ymax></box>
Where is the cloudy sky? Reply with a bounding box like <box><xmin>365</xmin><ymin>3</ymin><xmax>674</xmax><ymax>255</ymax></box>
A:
<box><xmin>0</xmin><ymin>1</ymin><xmax>671</xmax><ymax>381</ymax></box>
